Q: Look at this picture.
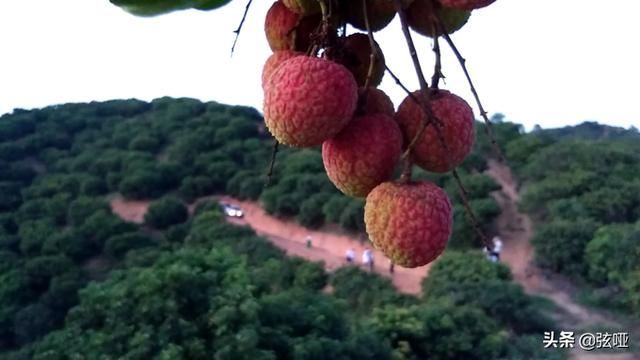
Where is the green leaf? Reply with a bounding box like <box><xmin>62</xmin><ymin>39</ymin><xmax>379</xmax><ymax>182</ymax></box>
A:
<box><xmin>110</xmin><ymin>0</ymin><xmax>232</xmax><ymax>17</ymax></box>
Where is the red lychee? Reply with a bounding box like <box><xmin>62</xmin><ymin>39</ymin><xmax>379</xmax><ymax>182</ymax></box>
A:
<box><xmin>265</xmin><ymin>1</ymin><xmax>320</xmax><ymax>51</ymax></box>
<box><xmin>438</xmin><ymin>0</ymin><xmax>495</xmax><ymax>10</ymax></box>
<box><xmin>322</xmin><ymin>114</ymin><xmax>402</xmax><ymax>197</ymax></box>
<box><xmin>395</xmin><ymin>89</ymin><xmax>474</xmax><ymax>173</ymax></box>
<box><xmin>364</xmin><ymin>180</ymin><xmax>452</xmax><ymax>268</ymax></box>
<box><xmin>264</xmin><ymin>56</ymin><xmax>358</xmax><ymax>147</ymax></box>
<box><xmin>336</xmin><ymin>33</ymin><xmax>385</xmax><ymax>87</ymax></box>
<box><xmin>406</xmin><ymin>0</ymin><xmax>470</xmax><ymax>37</ymax></box>
<box><xmin>262</xmin><ymin>50</ymin><xmax>302</xmax><ymax>90</ymax></box>
<box><xmin>358</xmin><ymin>88</ymin><xmax>395</xmax><ymax>116</ymax></box>
<box><xmin>282</xmin><ymin>0</ymin><xmax>321</xmax><ymax>16</ymax></box>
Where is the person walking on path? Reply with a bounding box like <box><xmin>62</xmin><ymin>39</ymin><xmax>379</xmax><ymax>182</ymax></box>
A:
<box><xmin>345</xmin><ymin>248</ymin><xmax>355</xmax><ymax>264</ymax></box>
<box><xmin>492</xmin><ymin>236</ymin><xmax>503</xmax><ymax>261</ymax></box>
<box><xmin>362</xmin><ymin>248</ymin><xmax>374</xmax><ymax>271</ymax></box>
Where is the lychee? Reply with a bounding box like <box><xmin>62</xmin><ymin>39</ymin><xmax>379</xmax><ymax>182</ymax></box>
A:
<box><xmin>438</xmin><ymin>0</ymin><xmax>495</xmax><ymax>10</ymax></box>
<box><xmin>282</xmin><ymin>0</ymin><xmax>321</xmax><ymax>16</ymax></box>
<box><xmin>265</xmin><ymin>1</ymin><xmax>320</xmax><ymax>51</ymax></box>
<box><xmin>264</xmin><ymin>56</ymin><xmax>358</xmax><ymax>147</ymax></box>
<box><xmin>395</xmin><ymin>89</ymin><xmax>475</xmax><ymax>173</ymax></box>
<box><xmin>345</xmin><ymin>0</ymin><xmax>397</xmax><ymax>32</ymax></box>
<box><xmin>335</xmin><ymin>33</ymin><xmax>385</xmax><ymax>87</ymax></box>
<box><xmin>406</xmin><ymin>0</ymin><xmax>470</xmax><ymax>37</ymax></box>
<box><xmin>364</xmin><ymin>180</ymin><xmax>452</xmax><ymax>268</ymax></box>
<box><xmin>262</xmin><ymin>50</ymin><xmax>302</xmax><ymax>90</ymax></box>
<box><xmin>322</xmin><ymin>114</ymin><xmax>402</xmax><ymax>197</ymax></box>
<box><xmin>358</xmin><ymin>88</ymin><xmax>394</xmax><ymax>116</ymax></box>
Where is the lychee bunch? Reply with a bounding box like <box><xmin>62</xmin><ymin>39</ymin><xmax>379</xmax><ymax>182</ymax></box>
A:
<box><xmin>395</xmin><ymin>89</ymin><xmax>475</xmax><ymax>173</ymax></box>
<box><xmin>259</xmin><ymin>0</ymin><xmax>496</xmax><ymax>269</ymax></box>
<box><xmin>264</xmin><ymin>56</ymin><xmax>358</xmax><ymax>147</ymax></box>
<box><xmin>364</xmin><ymin>181</ymin><xmax>453</xmax><ymax>268</ymax></box>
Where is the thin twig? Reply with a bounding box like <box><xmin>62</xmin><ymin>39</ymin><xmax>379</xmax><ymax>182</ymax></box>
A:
<box><xmin>431</xmin><ymin>35</ymin><xmax>443</xmax><ymax>89</ymax></box>
<box><xmin>230</xmin><ymin>0</ymin><xmax>253</xmax><ymax>56</ymax></box>
<box><xmin>362</xmin><ymin>0</ymin><xmax>377</xmax><ymax>89</ymax></box>
<box><xmin>265</xmin><ymin>141</ymin><xmax>279</xmax><ymax>187</ymax></box>
<box><xmin>385</xmin><ymin>64</ymin><xmax>414</xmax><ymax>97</ymax></box>
<box><xmin>452</xmin><ymin>169</ymin><xmax>493</xmax><ymax>249</ymax></box>
<box><xmin>441</xmin><ymin>31</ymin><xmax>505</xmax><ymax>163</ymax></box>
<box><xmin>392</xmin><ymin>0</ymin><xmax>437</xmax><ymax>163</ymax></box>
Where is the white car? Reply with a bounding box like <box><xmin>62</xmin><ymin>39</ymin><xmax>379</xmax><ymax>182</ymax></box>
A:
<box><xmin>220</xmin><ymin>202</ymin><xmax>244</xmax><ymax>218</ymax></box>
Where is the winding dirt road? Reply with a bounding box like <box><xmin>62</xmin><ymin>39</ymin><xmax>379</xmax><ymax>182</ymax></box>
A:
<box><xmin>110</xmin><ymin>194</ymin><xmax>429</xmax><ymax>294</ymax></box>
<box><xmin>110</xmin><ymin>164</ymin><xmax>638</xmax><ymax>359</ymax></box>
<box><xmin>486</xmin><ymin>159</ymin><xmax>638</xmax><ymax>360</ymax></box>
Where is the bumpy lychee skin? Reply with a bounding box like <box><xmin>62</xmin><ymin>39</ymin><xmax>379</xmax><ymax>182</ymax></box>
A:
<box><xmin>395</xmin><ymin>89</ymin><xmax>474</xmax><ymax>172</ymax></box>
<box><xmin>336</xmin><ymin>33</ymin><xmax>385</xmax><ymax>87</ymax></box>
<box><xmin>406</xmin><ymin>0</ymin><xmax>470</xmax><ymax>37</ymax></box>
<box><xmin>358</xmin><ymin>88</ymin><xmax>394</xmax><ymax>116</ymax></box>
<box><xmin>322</xmin><ymin>114</ymin><xmax>402</xmax><ymax>197</ymax></box>
<box><xmin>438</xmin><ymin>0</ymin><xmax>495</xmax><ymax>10</ymax></box>
<box><xmin>262</xmin><ymin>51</ymin><xmax>302</xmax><ymax>90</ymax></box>
<box><xmin>265</xmin><ymin>1</ymin><xmax>320</xmax><ymax>51</ymax></box>
<box><xmin>364</xmin><ymin>181</ymin><xmax>452</xmax><ymax>268</ymax></box>
<box><xmin>264</xmin><ymin>57</ymin><xmax>358</xmax><ymax>147</ymax></box>
<box><xmin>282</xmin><ymin>0</ymin><xmax>320</xmax><ymax>16</ymax></box>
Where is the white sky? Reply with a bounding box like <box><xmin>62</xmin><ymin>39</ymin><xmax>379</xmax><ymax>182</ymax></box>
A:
<box><xmin>1</xmin><ymin>0</ymin><xmax>639</xmax><ymax>131</ymax></box>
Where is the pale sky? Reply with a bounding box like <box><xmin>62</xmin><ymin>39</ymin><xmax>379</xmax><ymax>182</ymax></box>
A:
<box><xmin>1</xmin><ymin>0</ymin><xmax>639</xmax><ymax>131</ymax></box>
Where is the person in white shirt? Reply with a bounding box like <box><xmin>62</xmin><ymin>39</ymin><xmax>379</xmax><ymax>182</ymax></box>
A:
<box><xmin>345</xmin><ymin>248</ymin><xmax>355</xmax><ymax>263</ymax></box>
<box><xmin>362</xmin><ymin>249</ymin><xmax>374</xmax><ymax>272</ymax></box>
<box><xmin>492</xmin><ymin>236</ymin><xmax>503</xmax><ymax>261</ymax></box>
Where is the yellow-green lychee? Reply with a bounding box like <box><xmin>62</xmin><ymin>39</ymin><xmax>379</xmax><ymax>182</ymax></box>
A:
<box><xmin>406</xmin><ymin>0</ymin><xmax>470</xmax><ymax>37</ymax></box>
<box><xmin>364</xmin><ymin>180</ymin><xmax>452</xmax><ymax>268</ymax></box>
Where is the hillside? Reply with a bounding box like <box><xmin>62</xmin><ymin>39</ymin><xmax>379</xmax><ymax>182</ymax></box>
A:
<box><xmin>1</xmin><ymin>97</ymin><xmax>637</xmax><ymax>358</ymax></box>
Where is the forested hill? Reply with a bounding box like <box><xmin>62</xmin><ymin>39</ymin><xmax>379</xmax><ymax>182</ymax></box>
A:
<box><xmin>1</xmin><ymin>96</ymin><xmax>635</xmax><ymax>359</ymax></box>
<box><xmin>535</xmin><ymin>120</ymin><xmax>640</xmax><ymax>141</ymax></box>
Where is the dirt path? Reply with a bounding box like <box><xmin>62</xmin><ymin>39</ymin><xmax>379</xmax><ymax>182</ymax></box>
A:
<box><xmin>110</xmin><ymin>194</ymin><xmax>429</xmax><ymax>294</ymax></box>
<box><xmin>486</xmin><ymin>159</ymin><xmax>638</xmax><ymax>360</ymax></box>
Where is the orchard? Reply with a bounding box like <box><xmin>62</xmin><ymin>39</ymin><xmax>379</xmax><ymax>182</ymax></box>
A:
<box><xmin>111</xmin><ymin>0</ymin><xmax>500</xmax><ymax>269</ymax></box>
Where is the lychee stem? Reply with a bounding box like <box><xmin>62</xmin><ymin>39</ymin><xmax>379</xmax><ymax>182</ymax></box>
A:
<box><xmin>431</xmin><ymin>35</ymin><xmax>443</xmax><ymax>89</ymax></box>
<box><xmin>230</xmin><ymin>0</ymin><xmax>253</xmax><ymax>56</ymax></box>
<box><xmin>452</xmin><ymin>168</ymin><xmax>493</xmax><ymax>250</ymax></box>
<box><xmin>361</xmin><ymin>0</ymin><xmax>378</xmax><ymax>90</ymax></box>
<box><xmin>392</xmin><ymin>0</ymin><xmax>438</xmax><ymax>163</ymax></box>
<box><xmin>399</xmin><ymin>156</ymin><xmax>413</xmax><ymax>183</ymax></box>
<box><xmin>440</xmin><ymin>26</ymin><xmax>505</xmax><ymax>163</ymax></box>
<box><xmin>265</xmin><ymin>140</ymin><xmax>279</xmax><ymax>187</ymax></box>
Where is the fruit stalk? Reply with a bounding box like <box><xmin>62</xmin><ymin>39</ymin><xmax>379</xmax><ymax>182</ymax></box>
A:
<box><xmin>361</xmin><ymin>0</ymin><xmax>378</xmax><ymax>89</ymax></box>
<box><xmin>392</xmin><ymin>0</ymin><xmax>439</xmax><ymax>164</ymax></box>
<box><xmin>231</xmin><ymin>0</ymin><xmax>254</xmax><ymax>55</ymax></box>
<box><xmin>431</xmin><ymin>32</ymin><xmax>442</xmax><ymax>88</ymax></box>
<box><xmin>440</xmin><ymin>26</ymin><xmax>505</xmax><ymax>163</ymax></box>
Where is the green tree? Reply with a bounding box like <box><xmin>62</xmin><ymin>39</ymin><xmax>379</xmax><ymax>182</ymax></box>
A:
<box><xmin>144</xmin><ymin>196</ymin><xmax>189</xmax><ymax>229</ymax></box>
